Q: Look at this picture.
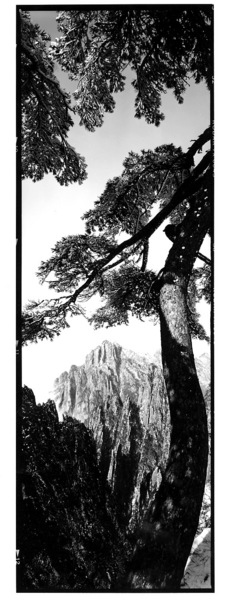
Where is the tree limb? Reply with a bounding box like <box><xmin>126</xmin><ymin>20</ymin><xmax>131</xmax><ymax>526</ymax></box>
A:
<box><xmin>42</xmin><ymin>151</ymin><xmax>212</xmax><ymax>312</ymax></box>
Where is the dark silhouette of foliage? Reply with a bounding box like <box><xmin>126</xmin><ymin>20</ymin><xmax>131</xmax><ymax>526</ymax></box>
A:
<box><xmin>20</xmin><ymin>11</ymin><xmax>87</xmax><ymax>185</ymax></box>
<box><xmin>19</xmin><ymin>387</ymin><xmax>130</xmax><ymax>591</ymax></box>
<box><xmin>50</xmin><ymin>7</ymin><xmax>212</xmax><ymax>129</ymax></box>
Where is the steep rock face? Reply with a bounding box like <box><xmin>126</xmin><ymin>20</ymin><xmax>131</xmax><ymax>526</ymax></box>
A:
<box><xmin>54</xmin><ymin>341</ymin><xmax>170</xmax><ymax>529</ymax></box>
<box><xmin>54</xmin><ymin>341</ymin><xmax>210</xmax><ymax>531</ymax></box>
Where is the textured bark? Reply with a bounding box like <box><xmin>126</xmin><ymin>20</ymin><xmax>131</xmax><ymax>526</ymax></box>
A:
<box><xmin>127</xmin><ymin>192</ymin><xmax>211</xmax><ymax>589</ymax></box>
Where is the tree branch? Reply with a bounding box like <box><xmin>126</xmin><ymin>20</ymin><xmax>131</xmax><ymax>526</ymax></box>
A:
<box><xmin>188</xmin><ymin>126</ymin><xmax>212</xmax><ymax>159</ymax></box>
<box><xmin>44</xmin><ymin>151</ymin><xmax>212</xmax><ymax>312</ymax></box>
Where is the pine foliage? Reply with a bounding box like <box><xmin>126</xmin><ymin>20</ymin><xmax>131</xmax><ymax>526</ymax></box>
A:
<box><xmin>50</xmin><ymin>8</ymin><xmax>212</xmax><ymax>129</ymax></box>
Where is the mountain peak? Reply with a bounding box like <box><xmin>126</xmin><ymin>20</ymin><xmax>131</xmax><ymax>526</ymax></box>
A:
<box><xmin>85</xmin><ymin>339</ymin><xmax>122</xmax><ymax>369</ymax></box>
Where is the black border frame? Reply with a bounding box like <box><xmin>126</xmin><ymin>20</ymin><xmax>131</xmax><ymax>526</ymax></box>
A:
<box><xmin>16</xmin><ymin>4</ymin><xmax>215</xmax><ymax>593</ymax></box>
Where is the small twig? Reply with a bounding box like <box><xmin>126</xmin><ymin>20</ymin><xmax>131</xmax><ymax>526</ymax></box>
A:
<box><xmin>197</xmin><ymin>252</ymin><xmax>211</xmax><ymax>266</ymax></box>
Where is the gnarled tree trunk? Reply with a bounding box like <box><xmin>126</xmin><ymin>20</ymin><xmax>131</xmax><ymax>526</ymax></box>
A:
<box><xmin>126</xmin><ymin>192</ymin><xmax>211</xmax><ymax>590</ymax></box>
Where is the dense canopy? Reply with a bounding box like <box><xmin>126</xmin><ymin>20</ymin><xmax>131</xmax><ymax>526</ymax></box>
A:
<box><xmin>50</xmin><ymin>7</ymin><xmax>212</xmax><ymax>128</ymax></box>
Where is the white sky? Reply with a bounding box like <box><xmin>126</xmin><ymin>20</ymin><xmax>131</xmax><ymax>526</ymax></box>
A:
<box><xmin>22</xmin><ymin>8</ymin><xmax>211</xmax><ymax>405</ymax></box>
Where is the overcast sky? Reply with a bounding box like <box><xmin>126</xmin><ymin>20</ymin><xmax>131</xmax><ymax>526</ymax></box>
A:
<box><xmin>22</xmin><ymin>9</ymin><xmax>211</xmax><ymax>404</ymax></box>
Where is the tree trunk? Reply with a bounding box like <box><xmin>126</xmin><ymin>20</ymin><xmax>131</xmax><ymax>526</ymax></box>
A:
<box><xmin>126</xmin><ymin>192</ymin><xmax>211</xmax><ymax>590</ymax></box>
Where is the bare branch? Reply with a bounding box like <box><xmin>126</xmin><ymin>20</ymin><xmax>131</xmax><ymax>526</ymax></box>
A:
<box><xmin>197</xmin><ymin>252</ymin><xmax>211</xmax><ymax>266</ymax></box>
